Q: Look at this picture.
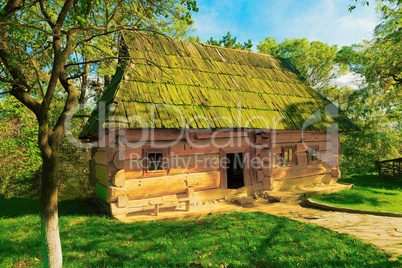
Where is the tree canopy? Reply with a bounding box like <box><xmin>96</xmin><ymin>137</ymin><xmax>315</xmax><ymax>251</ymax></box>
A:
<box><xmin>257</xmin><ymin>37</ymin><xmax>343</xmax><ymax>91</ymax></box>
<box><xmin>206</xmin><ymin>31</ymin><xmax>253</xmax><ymax>51</ymax></box>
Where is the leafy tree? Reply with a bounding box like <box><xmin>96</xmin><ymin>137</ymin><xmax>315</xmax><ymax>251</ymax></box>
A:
<box><xmin>206</xmin><ymin>36</ymin><xmax>222</xmax><ymax>46</ymax></box>
<box><xmin>206</xmin><ymin>31</ymin><xmax>253</xmax><ymax>50</ymax></box>
<box><xmin>242</xmin><ymin>39</ymin><xmax>253</xmax><ymax>51</ymax></box>
<box><xmin>221</xmin><ymin>31</ymin><xmax>239</xmax><ymax>48</ymax></box>
<box><xmin>187</xmin><ymin>35</ymin><xmax>202</xmax><ymax>43</ymax></box>
<box><xmin>0</xmin><ymin>1</ymin><xmax>197</xmax><ymax>267</ymax></box>
<box><xmin>0</xmin><ymin>96</ymin><xmax>41</xmax><ymax>198</ymax></box>
<box><xmin>257</xmin><ymin>37</ymin><xmax>343</xmax><ymax>91</ymax></box>
<box><xmin>335</xmin><ymin>0</ymin><xmax>402</xmax><ymax>172</ymax></box>
<box><xmin>348</xmin><ymin>0</ymin><xmax>402</xmax><ymax>11</ymax></box>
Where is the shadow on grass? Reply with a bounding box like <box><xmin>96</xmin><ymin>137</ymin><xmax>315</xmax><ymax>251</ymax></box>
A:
<box><xmin>339</xmin><ymin>174</ymin><xmax>402</xmax><ymax>191</ymax></box>
<box><xmin>0</xmin><ymin>195</ymin><xmax>104</xmax><ymax>219</ymax></box>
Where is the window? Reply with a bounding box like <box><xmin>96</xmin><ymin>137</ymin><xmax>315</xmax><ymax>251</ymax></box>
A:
<box><xmin>143</xmin><ymin>148</ymin><xmax>169</xmax><ymax>175</ymax></box>
<box><xmin>147</xmin><ymin>152</ymin><xmax>163</xmax><ymax>172</ymax></box>
<box><xmin>281</xmin><ymin>146</ymin><xmax>296</xmax><ymax>166</ymax></box>
<box><xmin>307</xmin><ymin>146</ymin><xmax>319</xmax><ymax>164</ymax></box>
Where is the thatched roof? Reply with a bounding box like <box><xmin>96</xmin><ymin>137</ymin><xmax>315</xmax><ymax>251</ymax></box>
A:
<box><xmin>79</xmin><ymin>31</ymin><xmax>358</xmax><ymax>139</ymax></box>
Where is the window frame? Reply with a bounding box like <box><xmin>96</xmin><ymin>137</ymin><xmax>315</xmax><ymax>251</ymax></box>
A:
<box><xmin>281</xmin><ymin>145</ymin><xmax>296</xmax><ymax>167</ymax></box>
<box><xmin>143</xmin><ymin>148</ymin><xmax>169</xmax><ymax>176</ymax></box>
<box><xmin>307</xmin><ymin>145</ymin><xmax>320</xmax><ymax>164</ymax></box>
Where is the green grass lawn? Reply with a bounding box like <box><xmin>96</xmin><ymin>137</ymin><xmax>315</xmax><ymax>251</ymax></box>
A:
<box><xmin>313</xmin><ymin>174</ymin><xmax>402</xmax><ymax>214</ymax></box>
<box><xmin>0</xmin><ymin>196</ymin><xmax>395</xmax><ymax>267</ymax></box>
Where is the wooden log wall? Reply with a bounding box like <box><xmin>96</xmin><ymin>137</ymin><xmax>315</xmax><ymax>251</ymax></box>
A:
<box><xmin>100</xmin><ymin>130</ymin><xmax>254</xmax><ymax>217</ymax></box>
<box><xmin>262</xmin><ymin>131</ymin><xmax>340</xmax><ymax>191</ymax></box>
<box><xmin>89</xmin><ymin>129</ymin><xmax>342</xmax><ymax>218</ymax></box>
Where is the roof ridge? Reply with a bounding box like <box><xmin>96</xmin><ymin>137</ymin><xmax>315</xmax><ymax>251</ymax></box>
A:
<box><xmin>121</xmin><ymin>29</ymin><xmax>283</xmax><ymax>59</ymax></box>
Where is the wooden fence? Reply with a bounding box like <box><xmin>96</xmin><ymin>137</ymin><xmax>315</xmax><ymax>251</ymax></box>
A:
<box><xmin>376</xmin><ymin>157</ymin><xmax>402</xmax><ymax>176</ymax></box>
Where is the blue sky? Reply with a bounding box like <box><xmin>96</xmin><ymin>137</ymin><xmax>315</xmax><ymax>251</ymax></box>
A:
<box><xmin>191</xmin><ymin>0</ymin><xmax>379</xmax><ymax>50</ymax></box>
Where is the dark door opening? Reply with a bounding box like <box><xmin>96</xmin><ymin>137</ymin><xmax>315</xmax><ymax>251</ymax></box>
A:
<box><xmin>226</xmin><ymin>153</ymin><xmax>245</xmax><ymax>189</ymax></box>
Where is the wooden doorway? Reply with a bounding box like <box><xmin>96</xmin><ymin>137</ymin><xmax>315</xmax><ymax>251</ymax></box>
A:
<box><xmin>226</xmin><ymin>153</ymin><xmax>245</xmax><ymax>189</ymax></box>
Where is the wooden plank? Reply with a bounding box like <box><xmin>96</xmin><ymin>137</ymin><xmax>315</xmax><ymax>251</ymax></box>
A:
<box><xmin>113</xmin><ymin>151</ymin><xmax>143</xmax><ymax>169</ymax></box>
<box><xmin>125</xmin><ymin>169</ymin><xmax>144</xmax><ymax>180</ymax></box>
<box><xmin>95</xmin><ymin>182</ymin><xmax>108</xmax><ymax>202</ymax></box>
<box><xmin>122</xmin><ymin>147</ymin><xmax>143</xmax><ymax>160</ymax></box>
<box><xmin>107</xmin><ymin>162</ymin><xmax>119</xmax><ymax>179</ymax></box>
<box><xmin>112</xmin><ymin>169</ymin><xmax>125</xmax><ymax>187</ymax></box>
<box><xmin>191</xmin><ymin>188</ymin><xmax>229</xmax><ymax>203</ymax></box>
<box><xmin>117</xmin><ymin>195</ymin><xmax>129</xmax><ymax>208</ymax></box>
<box><xmin>271</xmin><ymin>154</ymin><xmax>282</xmax><ymax>168</ymax></box>
<box><xmin>186</xmin><ymin>186</ymin><xmax>194</xmax><ymax>197</ymax></box>
<box><xmin>154</xmin><ymin>203</ymin><xmax>160</xmax><ymax>216</ymax></box>
<box><xmin>255</xmin><ymin>135</ymin><xmax>271</xmax><ymax>148</ymax></box>
<box><xmin>125</xmin><ymin>194</ymin><xmax>179</xmax><ymax>207</ymax></box>
<box><xmin>168</xmin><ymin>154</ymin><xmax>220</xmax><ymax>175</ymax></box>
<box><xmin>331</xmin><ymin>168</ymin><xmax>340</xmax><ymax>178</ymax></box>
<box><xmin>109</xmin><ymin>171</ymin><xmax>220</xmax><ymax>201</ymax></box>
<box><xmin>194</xmin><ymin>130</ymin><xmax>249</xmax><ymax>139</ymax></box>
<box><xmin>272</xmin><ymin>174</ymin><xmax>332</xmax><ymax>191</ymax></box>
<box><xmin>262</xmin><ymin>166</ymin><xmax>272</xmax><ymax>177</ymax></box>
<box><xmin>219</xmin><ymin>148</ymin><xmax>226</xmax><ymax>189</ymax></box>
<box><xmin>320</xmin><ymin>151</ymin><xmax>338</xmax><ymax>167</ymax></box>
<box><xmin>296</xmin><ymin>152</ymin><xmax>307</xmax><ymax>166</ymax></box>
<box><xmin>257</xmin><ymin>170</ymin><xmax>274</xmax><ymax>190</ymax></box>
<box><xmin>94</xmin><ymin>151</ymin><xmax>107</xmax><ymax>165</ymax></box>
<box><xmin>330</xmin><ymin>132</ymin><xmax>340</xmax><ymax>167</ymax></box>
<box><xmin>256</xmin><ymin>147</ymin><xmax>264</xmax><ymax>156</ymax></box>
<box><xmin>272</xmin><ymin>132</ymin><xmax>328</xmax><ymax>144</ymax></box>
<box><xmin>263</xmin><ymin>177</ymin><xmax>274</xmax><ymax>191</ymax></box>
<box><xmin>170</xmin><ymin>140</ymin><xmax>220</xmax><ymax>156</ymax></box>
<box><xmin>259</xmin><ymin>149</ymin><xmax>271</xmax><ymax>161</ymax></box>
<box><xmin>121</xmin><ymin>154</ymin><xmax>221</xmax><ymax>176</ymax></box>
<box><xmin>271</xmin><ymin>141</ymin><xmax>331</xmax><ymax>154</ymax></box>
<box><xmin>125</xmin><ymin>128</ymin><xmax>185</xmax><ymax>142</ymax></box>
<box><xmin>272</xmin><ymin>163</ymin><xmax>332</xmax><ymax>180</ymax></box>
<box><xmin>257</xmin><ymin>170</ymin><xmax>265</xmax><ymax>183</ymax></box>
<box><xmin>248</xmin><ymin>132</ymin><xmax>258</xmax><ymax>186</ymax></box>
<box><xmin>94</xmin><ymin>165</ymin><xmax>107</xmax><ymax>183</ymax></box>
<box><xmin>251</xmin><ymin>156</ymin><xmax>266</xmax><ymax>170</ymax></box>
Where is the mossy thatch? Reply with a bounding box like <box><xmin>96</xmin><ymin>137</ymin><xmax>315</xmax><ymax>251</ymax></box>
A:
<box><xmin>79</xmin><ymin>31</ymin><xmax>358</xmax><ymax>139</ymax></box>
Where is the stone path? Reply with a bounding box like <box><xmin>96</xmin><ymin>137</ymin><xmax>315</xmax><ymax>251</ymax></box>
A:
<box><xmin>247</xmin><ymin>202</ymin><xmax>402</xmax><ymax>263</ymax></box>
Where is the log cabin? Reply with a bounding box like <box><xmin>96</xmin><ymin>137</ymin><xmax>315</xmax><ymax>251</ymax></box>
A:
<box><xmin>79</xmin><ymin>31</ymin><xmax>359</xmax><ymax>219</ymax></box>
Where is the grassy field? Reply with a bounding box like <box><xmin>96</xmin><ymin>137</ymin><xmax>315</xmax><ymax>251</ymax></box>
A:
<box><xmin>313</xmin><ymin>174</ymin><xmax>402</xmax><ymax>213</ymax></box>
<box><xmin>0</xmin><ymin>196</ymin><xmax>395</xmax><ymax>267</ymax></box>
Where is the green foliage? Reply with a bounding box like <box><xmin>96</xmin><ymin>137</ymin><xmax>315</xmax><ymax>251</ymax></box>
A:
<box><xmin>340</xmin><ymin>127</ymin><xmax>401</xmax><ymax>174</ymax></box>
<box><xmin>0</xmin><ymin>207</ymin><xmax>394</xmax><ymax>267</ymax></box>
<box><xmin>0</xmin><ymin>97</ymin><xmax>41</xmax><ymax>198</ymax></box>
<box><xmin>0</xmin><ymin>96</ymin><xmax>92</xmax><ymax>199</ymax></box>
<box><xmin>257</xmin><ymin>37</ymin><xmax>343</xmax><ymax>91</ymax></box>
<box><xmin>348</xmin><ymin>0</ymin><xmax>402</xmax><ymax>12</ymax></box>
<box><xmin>313</xmin><ymin>173</ymin><xmax>402</xmax><ymax>213</ymax></box>
<box><xmin>206</xmin><ymin>31</ymin><xmax>253</xmax><ymax>50</ymax></box>
<box><xmin>335</xmin><ymin>2</ymin><xmax>402</xmax><ymax>173</ymax></box>
<box><xmin>206</xmin><ymin>36</ymin><xmax>222</xmax><ymax>46</ymax></box>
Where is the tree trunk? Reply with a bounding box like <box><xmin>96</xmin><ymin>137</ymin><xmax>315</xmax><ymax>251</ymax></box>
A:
<box><xmin>41</xmin><ymin>152</ymin><xmax>62</xmax><ymax>268</ymax></box>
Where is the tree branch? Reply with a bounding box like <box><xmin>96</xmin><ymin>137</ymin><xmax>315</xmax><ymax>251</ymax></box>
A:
<box><xmin>64</xmin><ymin>56</ymin><xmax>129</xmax><ymax>68</ymax></box>
<box><xmin>67</xmin><ymin>70</ymin><xmax>88</xmax><ymax>81</ymax></box>
<box><xmin>39</xmin><ymin>0</ymin><xmax>55</xmax><ymax>29</ymax></box>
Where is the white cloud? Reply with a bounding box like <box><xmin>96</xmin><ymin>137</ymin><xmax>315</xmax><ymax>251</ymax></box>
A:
<box><xmin>191</xmin><ymin>0</ymin><xmax>379</xmax><ymax>51</ymax></box>
<box><xmin>258</xmin><ymin>0</ymin><xmax>378</xmax><ymax>47</ymax></box>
